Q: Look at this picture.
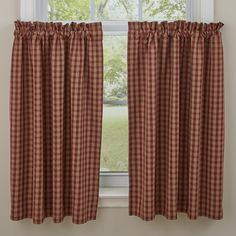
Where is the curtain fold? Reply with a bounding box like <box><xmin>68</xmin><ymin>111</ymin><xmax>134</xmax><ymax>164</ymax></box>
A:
<box><xmin>10</xmin><ymin>21</ymin><xmax>103</xmax><ymax>224</ymax></box>
<box><xmin>128</xmin><ymin>21</ymin><xmax>224</xmax><ymax>220</ymax></box>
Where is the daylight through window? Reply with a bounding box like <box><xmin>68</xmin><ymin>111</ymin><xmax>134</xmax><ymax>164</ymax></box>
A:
<box><xmin>48</xmin><ymin>0</ymin><xmax>187</xmax><ymax>172</ymax></box>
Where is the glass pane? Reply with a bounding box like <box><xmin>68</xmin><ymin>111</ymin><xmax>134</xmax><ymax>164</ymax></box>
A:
<box><xmin>101</xmin><ymin>36</ymin><xmax>128</xmax><ymax>172</ymax></box>
<box><xmin>143</xmin><ymin>0</ymin><xmax>187</xmax><ymax>20</ymax></box>
<box><xmin>95</xmin><ymin>0</ymin><xmax>138</xmax><ymax>20</ymax></box>
<box><xmin>48</xmin><ymin>0</ymin><xmax>90</xmax><ymax>21</ymax></box>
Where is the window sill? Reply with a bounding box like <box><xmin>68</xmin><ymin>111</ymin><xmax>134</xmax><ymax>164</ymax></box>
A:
<box><xmin>98</xmin><ymin>187</ymin><xmax>128</xmax><ymax>208</ymax></box>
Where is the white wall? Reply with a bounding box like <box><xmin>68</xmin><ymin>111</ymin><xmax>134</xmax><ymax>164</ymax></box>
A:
<box><xmin>0</xmin><ymin>1</ymin><xmax>235</xmax><ymax>235</ymax></box>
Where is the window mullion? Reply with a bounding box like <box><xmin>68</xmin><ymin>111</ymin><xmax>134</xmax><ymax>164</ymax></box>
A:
<box><xmin>91</xmin><ymin>0</ymin><xmax>95</xmax><ymax>20</ymax></box>
<box><xmin>186</xmin><ymin>0</ymin><xmax>193</xmax><ymax>21</ymax></box>
<box><xmin>36</xmin><ymin>0</ymin><xmax>48</xmax><ymax>21</ymax></box>
<box><xmin>138</xmin><ymin>0</ymin><xmax>142</xmax><ymax>20</ymax></box>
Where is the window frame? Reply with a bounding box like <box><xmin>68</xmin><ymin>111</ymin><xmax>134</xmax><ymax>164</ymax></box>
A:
<box><xmin>21</xmin><ymin>0</ymin><xmax>214</xmax><ymax>32</ymax></box>
<box><xmin>20</xmin><ymin>0</ymin><xmax>214</xmax><ymax>188</ymax></box>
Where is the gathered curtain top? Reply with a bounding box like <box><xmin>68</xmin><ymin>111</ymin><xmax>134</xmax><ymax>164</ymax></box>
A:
<box><xmin>15</xmin><ymin>21</ymin><xmax>224</xmax><ymax>39</ymax></box>
<box><xmin>128</xmin><ymin>21</ymin><xmax>224</xmax><ymax>37</ymax></box>
<box><xmin>14</xmin><ymin>21</ymin><xmax>103</xmax><ymax>40</ymax></box>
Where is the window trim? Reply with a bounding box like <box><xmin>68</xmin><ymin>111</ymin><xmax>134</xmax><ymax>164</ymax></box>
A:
<box><xmin>99</xmin><ymin>187</ymin><xmax>128</xmax><ymax>207</ymax></box>
<box><xmin>187</xmin><ymin>0</ymin><xmax>214</xmax><ymax>22</ymax></box>
<box><xmin>100</xmin><ymin>172</ymin><xmax>129</xmax><ymax>187</ymax></box>
<box><xmin>20</xmin><ymin>0</ymin><xmax>214</xmax><ymax>190</ymax></box>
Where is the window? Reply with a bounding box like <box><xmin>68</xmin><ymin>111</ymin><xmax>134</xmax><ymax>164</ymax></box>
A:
<box><xmin>21</xmin><ymin>0</ymin><xmax>214</xmax><ymax>188</ymax></box>
<box><xmin>47</xmin><ymin>0</ymin><xmax>187</xmax><ymax>21</ymax></box>
<box><xmin>102</xmin><ymin>35</ymin><xmax>128</xmax><ymax>172</ymax></box>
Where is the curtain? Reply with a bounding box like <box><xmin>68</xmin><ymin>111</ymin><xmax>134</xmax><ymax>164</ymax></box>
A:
<box><xmin>10</xmin><ymin>21</ymin><xmax>103</xmax><ymax>224</ymax></box>
<box><xmin>128</xmin><ymin>21</ymin><xmax>224</xmax><ymax>220</ymax></box>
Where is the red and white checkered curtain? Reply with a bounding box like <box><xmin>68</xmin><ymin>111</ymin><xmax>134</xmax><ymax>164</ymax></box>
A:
<box><xmin>10</xmin><ymin>21</ymin><xmax>103</xmax><ymax>224</ymax></box>
<box><xmin>128</xmin><ymin>21</ymin><xmax>224</xmax><ymax>220</ymax></box>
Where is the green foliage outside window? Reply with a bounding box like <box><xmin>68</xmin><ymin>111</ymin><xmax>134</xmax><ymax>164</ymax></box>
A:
<box><xmin>48</xmin><ymin>0</ymin><xmax>186</xmax><ymax>103</ymax></box>
<box><xmin>48</xmin><ymin>0</ymin><xmax>186</xmax><ymax>171</ymax></box>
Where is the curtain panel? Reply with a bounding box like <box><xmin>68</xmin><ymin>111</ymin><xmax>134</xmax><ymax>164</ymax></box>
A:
<box><xmin>128</xmin><ymin>21</ymin><xmax>224</xmax><ymax>220</ymax></box>
<box><xmin>10</xmin><ymin>21</ymin><xmax>103</xmax><ymax>224</ymax></box>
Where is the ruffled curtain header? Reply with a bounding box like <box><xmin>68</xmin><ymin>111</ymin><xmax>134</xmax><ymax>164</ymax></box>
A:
<box><xmin>14</xmin><ymin>21</ymin><xmax>103</xmax><ymax>40</ymax></box>
<box><xmin>128</xmin><ymin>21</ymin><xmax>224</xmax><ymax>38</ymax></box>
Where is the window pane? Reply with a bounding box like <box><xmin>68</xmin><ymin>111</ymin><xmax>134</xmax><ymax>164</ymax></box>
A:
<box><xmin>95</xmin><ymin>0</ymin><xmax>138</xmax><ymax>20</ymax></box>
<box><xmin>101</xmin><ymin>36</ymin><xmax>128</xmax><ymax>172</ymax></box>
<box><xmin>48</xmin><ymin>0</ymin><xmax>90</xmax><ymax>21</ymax></box>
<box><xmin>143</xmin><ymin>0</ymin><xmax>187</xmax><ymax>20</ymax></box>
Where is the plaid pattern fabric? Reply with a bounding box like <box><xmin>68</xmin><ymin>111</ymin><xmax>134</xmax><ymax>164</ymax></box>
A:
<box><xmin>128</xmin><ymin>21</ymin><xmax>224</xmax><ymax>220</ymax></box>
<box><xmin>10</xmin><ymin>21</ymin><xmax>103</xmax><ymax>224</ymax></box>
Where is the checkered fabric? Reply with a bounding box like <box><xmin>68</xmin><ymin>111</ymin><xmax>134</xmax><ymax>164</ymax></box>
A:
<box><xmin>128</xmin><ymin>21</ymin><xmax>224</xmax><ymax>220</ymax></box>
<box><xmin>10</xmin><ymin>21</ymin><xmax>103</xmax><ymax>224</ymax></box>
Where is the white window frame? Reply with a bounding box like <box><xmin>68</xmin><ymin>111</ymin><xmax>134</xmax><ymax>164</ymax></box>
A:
<box><xmin>21</xmin><ymin>0</ymin><xmax>214</xmax><ymax>34</ymax></box>
<box><xmin>20</xmin><ymin>0</ymin><xmax>214</xmax><ymax>191</ymax></box>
